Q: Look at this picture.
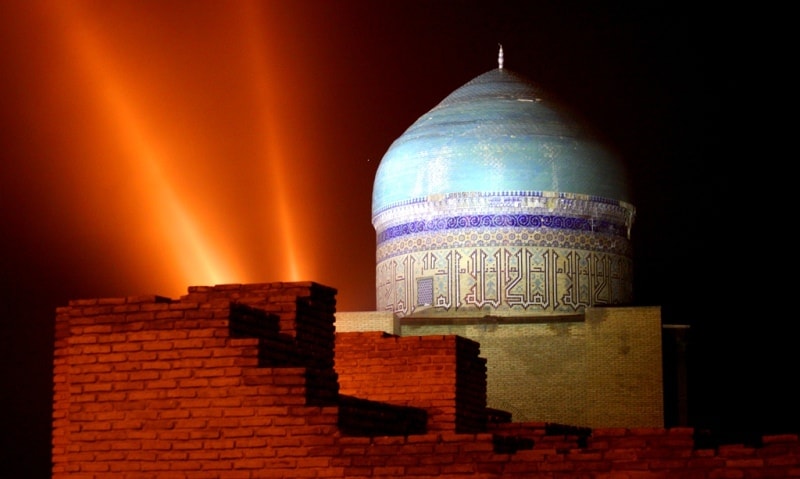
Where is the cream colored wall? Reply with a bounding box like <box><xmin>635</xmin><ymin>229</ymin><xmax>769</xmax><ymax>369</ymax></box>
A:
<box><xmin>584</xmin><ymin>306</ymin><xmax>664</xmax><ymax>428</ymax></box>
<box><xmin>336</xmin><ymin>306</ymin><xmax>663</xmax><ymax>429</ymax></box>
<box><xmin>335</xmin><ymin>311</ymin><xmax>399</xmax><ymax>335</ymax></box>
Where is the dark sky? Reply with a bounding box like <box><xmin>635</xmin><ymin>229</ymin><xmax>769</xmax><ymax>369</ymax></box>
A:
<box><xmin>0</xmin><ymin>1</ymin><xmax>787</xmax><ymax>476</ymax></box>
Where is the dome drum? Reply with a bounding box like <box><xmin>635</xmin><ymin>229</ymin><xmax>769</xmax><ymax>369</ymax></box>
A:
<box><xmin>374</xmin><ymin>190</ymin><xmax>633</xmax><ymax>317</ymax></box>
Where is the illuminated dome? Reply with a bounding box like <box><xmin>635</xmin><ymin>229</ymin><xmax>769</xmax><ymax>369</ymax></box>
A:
<box><xmin>372</xmin><ymin>52</ymin><xmax>636</xmax><ymax>317</ymax></box>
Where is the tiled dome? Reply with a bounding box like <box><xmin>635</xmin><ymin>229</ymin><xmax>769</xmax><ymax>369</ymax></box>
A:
<box><xmin>372</xmin><ymin>68</ymin><xmax>631</xmax><ymax>216</ymax></box>
<box><xmin>372</xmin><ymin>62</ymin><xmax>636</xmax><ymax>317</ymax></box>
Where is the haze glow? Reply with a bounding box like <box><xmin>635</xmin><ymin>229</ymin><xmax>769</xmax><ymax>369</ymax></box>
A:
<box><xmin>19</xmin><ymin>1</ymin><xmax>366</xmax><ymax>303</ymax></box>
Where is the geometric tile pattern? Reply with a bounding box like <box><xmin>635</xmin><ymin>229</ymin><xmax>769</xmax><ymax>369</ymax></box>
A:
<box><xmin>375</xmin><ymin>191</ymin><xmax>634</xmax><ymax>317</ymax></box>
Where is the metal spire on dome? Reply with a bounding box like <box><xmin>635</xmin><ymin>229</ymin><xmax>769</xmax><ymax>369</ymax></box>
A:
<box><xmin>498</xmin><ymin>44</ymin><xmax>504</xmax><ymax>69</ymax></box>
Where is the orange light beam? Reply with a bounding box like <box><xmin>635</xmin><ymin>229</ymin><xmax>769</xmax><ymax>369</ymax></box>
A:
<box><xmin>52</xmin><ymin>2</ymin><xmax>238</xmax><ymax>289</ymax></box>
<box><xmin>239</xmin><ymin>1</ymin><xmax>302</xmax><ymax>280</ymax></box>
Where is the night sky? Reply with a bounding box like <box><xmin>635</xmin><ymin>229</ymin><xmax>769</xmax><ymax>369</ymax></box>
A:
<box><xmin>0</xmin><ymin>1</ymin><xmax>788</xmax><ymax>476</ymax></box>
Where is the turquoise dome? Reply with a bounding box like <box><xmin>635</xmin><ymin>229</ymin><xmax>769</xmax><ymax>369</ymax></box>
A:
<box><xmin>372</xmin><ymin>68</ymin><xmax>630</xmax><ymax>216</ymax></box>
<box><xmin>371</xmin><ymin>63</ymin><xmax>636</xmax><ymax>317</ymax></box>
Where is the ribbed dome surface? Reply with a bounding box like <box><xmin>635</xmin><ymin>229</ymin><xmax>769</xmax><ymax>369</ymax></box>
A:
<box><xmin>372</xmin><ymin>68</ymin><xmax>630</xmax><ymax>217</ymax></box>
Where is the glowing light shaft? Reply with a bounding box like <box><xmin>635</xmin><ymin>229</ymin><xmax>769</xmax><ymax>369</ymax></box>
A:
<box><xmin>239</xmin><ymin>1</ymin><xmax>303</xmax><ymax>280</ymax></box>
<box><xmin>51</xmin><ymin>2</ymin><xmax>239</xmax><ymax>291</ymax></box>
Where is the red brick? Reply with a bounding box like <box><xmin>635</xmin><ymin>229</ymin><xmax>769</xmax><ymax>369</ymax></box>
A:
<box><xmin>52</xmin><ymin>282</ymin><xmax>800</xmax><ymax>479</ymax></box>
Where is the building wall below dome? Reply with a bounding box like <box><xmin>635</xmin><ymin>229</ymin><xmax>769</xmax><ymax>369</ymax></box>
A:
<box><xmin>399</xmin><ymin>306</ymin><xmax>664</xmax><ymax>428</ymax></box>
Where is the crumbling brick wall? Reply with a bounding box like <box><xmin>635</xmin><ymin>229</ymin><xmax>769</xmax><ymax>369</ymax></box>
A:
<box><xmin>335</xmin><ymin>332</ymin><xmax>487</xmax><ymax>433</ymax></box>
<box><xmin>52</xmin><ymin>281</ymin><xmax>800</xmax><ymax>478</ymax></box>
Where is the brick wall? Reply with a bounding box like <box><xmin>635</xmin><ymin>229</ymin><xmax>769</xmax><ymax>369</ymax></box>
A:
<box><xmin>335</xmin><ymin>332</ymin><xmax>487</xmax><ymax>433</ymax></box>
<box><xmin>53</xmin><ymin>281</ymin><xmax>800</xmax><ymax>478</ymax></box>
<box><xmin>585</xmin><ymin>306</ymin><xmax>664</xmax><ymax>427</ymax></box>
<box><xmin>335</xmin><ymin>311</ymin><xmax>398</xmax><ymax>335</ymax></box>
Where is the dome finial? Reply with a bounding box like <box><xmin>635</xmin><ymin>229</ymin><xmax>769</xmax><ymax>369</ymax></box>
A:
<box><xmin>498</xmin><ymin>44</ymin><xmax>504</xmax><ymax>69</ymax></box>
